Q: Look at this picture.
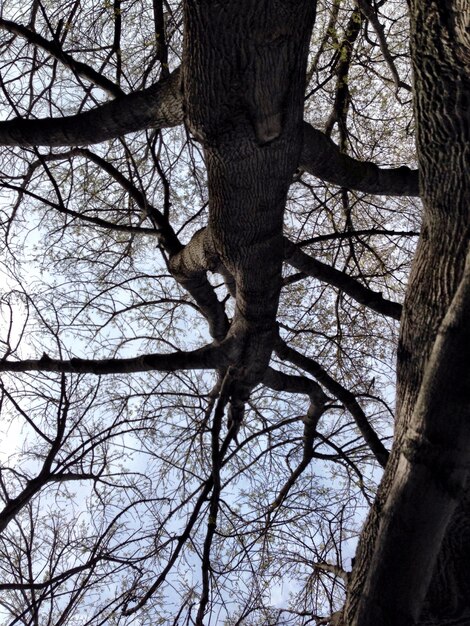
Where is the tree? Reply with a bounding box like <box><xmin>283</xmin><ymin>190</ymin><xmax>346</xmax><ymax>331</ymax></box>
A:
<box><xmin>342</xmin><ymin>2</ymin><xmax>470</xmax><ymax>624</ymax></box>
<box><xmin>0</xmin><ymin>0</ymin><xmax>467</xmax><ymax>625</ymax></box>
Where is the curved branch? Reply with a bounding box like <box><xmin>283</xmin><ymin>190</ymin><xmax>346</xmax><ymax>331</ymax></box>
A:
<box><xmin>300</xmin><ymin>122</ymin><xmax>419</xmax><ymax>197</ymax></box>
<box><xmin>263</xmin><ymin>367</ymin><xmax>328</xmax><ymax>406</ymax></box>
<box><xmin>265</xmin><ymin>366</ymin><xmax>329</xmax><ymax>510</ymax></box>
<box><xmin>169</xmin><ymin>228</ymin><xmax>230</xmax><ymax>341</ymax></box>
<box><xmin>1</xmin><ymin>178</ymin><xmax>160</xmax><ymax>236</ymax></box>
<box><xmin>284</xmin><ymin>238</ymin><xmax>402</xmax><ymax>320</ymax></box>
<box><xmin>314</xmin><ymin>560</ymin><xmax>350</xmax><ymax>583</ymax></box>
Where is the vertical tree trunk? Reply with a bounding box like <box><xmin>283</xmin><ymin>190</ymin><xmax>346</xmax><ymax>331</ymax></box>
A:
<box><xmin>182</xmin><ymin>0</ymin><xmax>315</xmax><ymax>392</ymax></box>
<box><xmin>343</xmin><ymin>3</ymin><xmax>470</xmax><ymax>625</ymax></box>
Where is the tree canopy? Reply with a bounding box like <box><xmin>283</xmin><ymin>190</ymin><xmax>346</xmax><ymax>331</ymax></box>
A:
<box><xmin>0</xmin><ymin>1</ymin><xmax>468</xmax><ymax>625</ymax></box>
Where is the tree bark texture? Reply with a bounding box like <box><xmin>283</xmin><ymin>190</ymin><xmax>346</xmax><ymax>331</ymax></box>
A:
<box><xmin>182</xmin><ymin>0</ymin><xmax>315</xmax><ymax>395</ymax></box>
<box><xmin>343</xmin><ymin>3</ymin><xmax>470</xmax><ymax>625</ymax></box>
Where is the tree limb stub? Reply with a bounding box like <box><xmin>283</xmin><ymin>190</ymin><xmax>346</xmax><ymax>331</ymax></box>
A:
<box><xmin>169</xmin><ymin>227</ymin><xmax>230</xmax><ymax>340</ymax></box>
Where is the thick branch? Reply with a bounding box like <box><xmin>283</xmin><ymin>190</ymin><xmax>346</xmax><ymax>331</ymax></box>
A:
<box><xmin>300</xmin><ymin>122</ymin><xmax>419</xmax><ymax>197</ymax></box>
<box><xmin>0</xmin><ymin>90</ymin><xmax>418</xmax><ymax>204</ymax></box>
<box><xmin>153</xmin><ymin>0</ymin><xmax>169</xmax><ymax>77</ymax></box>
<box><xmin>0</xmin><ymin>68</ymin><xmax>183</xmax><ymax>146</ymax></box>
<box><xmin>0</xmin><ymin>75</ymin><xmax>418</xmax><ymax>201</ymax></box>
<box><xmin>263</xmin><ymin>367</ymin><xmax>328</xmax><ymax>406</ymax></box>
<box><xmin>169</xmin><ymin>228</ymin><xmax>230</xmax><ymax>341</ymax></box>
<box><xmin>284</xmin><ymin>238</ymin><xmax>402</xmax><ymax>320</ymax></box>
<box><xmin>314</xmin><ymin>561</ymin><xmax>350</xmax><ymax>583</ymax></box>
<box><xmin>0</xmin><ymin>344</ymin><xmax>221</xmax><ymax>375</ymax></box>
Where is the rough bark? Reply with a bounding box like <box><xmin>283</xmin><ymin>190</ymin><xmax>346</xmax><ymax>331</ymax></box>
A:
<box><xmin>182</xmin><ymin>0</ymin><xmax>316</xmax><ymax>399</ymax></box>
<box><xmin>343</xmin><ymin>3</ymin><xmax>470</xmax><ymax>624</ymax></box>
<box><xmin>168</xmin><ymin>227</ymin><xmax>230</xmax><ymax>340</ymax></box>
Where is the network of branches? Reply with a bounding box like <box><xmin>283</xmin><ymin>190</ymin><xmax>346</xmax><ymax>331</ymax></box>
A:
<box><xmin>0</xmin><ymin>1</ymin><xmax>420</xmax><ymax>624</ymax></box>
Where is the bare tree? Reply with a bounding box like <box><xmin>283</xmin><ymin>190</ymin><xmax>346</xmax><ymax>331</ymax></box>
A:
<box><xmin>0</xmin><ymin>0</ymin><xmax>467</xmax><ymax>624</ymax></box>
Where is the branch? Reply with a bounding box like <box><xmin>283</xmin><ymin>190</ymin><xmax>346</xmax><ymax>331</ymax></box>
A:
<box><xmin>66</xmin><ymin>148</ymin><xmax>182</xmax><ymax>253</ymax></box>
<box><xmin>0</xmin><ymin>344</ymin><xmax>222</xmax><ymax>375</ymax></box>
<box><xmin>1</xmin><ymin>178</ymin><xmax>160</xmax><ymax>236</ymax></box>
<box><xmin>314</xmin><ymin>561</ymin><xmax>350</xmax><ymax>583</ymax></box>
<box><xmin>152</xmin><ymin>0</ymin><xmax>169</xmax><ymax>77</ymax></box>
<box><xmin>275</xmin><ymin>339</ymin><xmax>389</xmax><ymax>467</ymax></box>
<box><xmin>0</xmin><ymin>471</ymin><xmax>97</xmax><ymax>534</ymax></box>
<box><xmin>169</xmin><ymin>228</ymin><xmax>230</xmax><ymax>341</ymax></box>
<box><xmin>0</xmin><ymin>80</ymin><xmax>418</xmax><ymax>202</ymax></box>
<box><xmin>263</xmin><ymin>368</ymin><xmax>329</xmax><ymax>510</ymax></box>
<box><xmin>195</xmin><ymin>373</ymin><xmax>229</xmax><ymax>625</ymax></box>
<box><xmin>0</xmin><ymin>558</ymin><xmax>99</xmax><ymax>591</ymax></box>
<box><xmin>0</xmin><ymin>18</ymin><xmax>124</xmax><ymax>97</ymax></box>
<box><xmin>284</xmin><ymin>238</ymin><xmax>402</xmax><ymax>320</ymax></box>
<box><xmin>300</xmin><ymin>122</ymin><xmax>419</xmax><ymax>197</ymax></box>
<box><xmin>324</xmin><ymin>7</ymin><xmax>363</xmax><ymax>145</ymax></box>
<box><xmin>298</xmin><ymin>229</ymin><xmax>419</xmax><ymax>246</ymax></box>
<box><xmin>354</xmin><ymin>0</ymin><xmax>411</xmax><ymax>92</ymax></box>
<box><xmin>0</xmin><ymin>68</ymin><xmax>182</xmax><ymax>146</ymax></box>
<box><xmin>6</xmin><ymin>150</ymin><xmax>229</xmax><ymax>341</ymax></box>
<box><xmin>263</xmin><ymin>367</ymin><xmax>328</xmax><ymax>406</ymax></box>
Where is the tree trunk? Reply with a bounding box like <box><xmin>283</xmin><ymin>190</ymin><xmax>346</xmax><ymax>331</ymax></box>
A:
<box><xmin>343</xmin><ymin>3</ymin><xmax>470</xmax><ymax>625</ymax></box>
<box><xmin>182</xmin><ymin>0</ymin><xmax>315</xmax><ymax>397</ymax></box>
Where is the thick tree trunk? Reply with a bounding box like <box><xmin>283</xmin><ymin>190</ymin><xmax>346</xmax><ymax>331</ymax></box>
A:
<box><xmin>342</xmin><ymin>3</ymin><xmax>470</xmax><ymax>625</ymax></box>
<box><xmin>182</xmin><ymin>0</ymin><xmax>315</xmax><ymax>395</ymax></box>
